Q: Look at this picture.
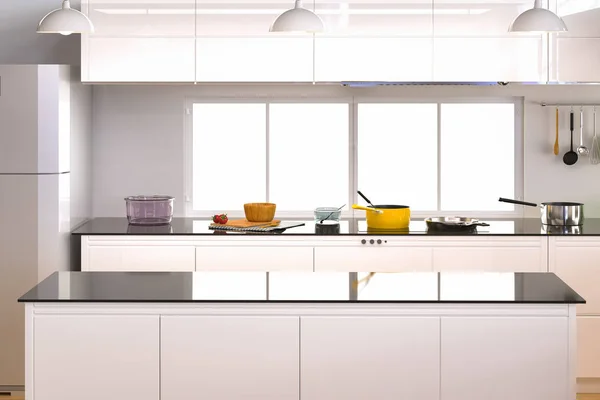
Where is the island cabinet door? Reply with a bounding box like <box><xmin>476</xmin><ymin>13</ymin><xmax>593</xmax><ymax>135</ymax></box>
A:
<box><xmin>440</xmin><ymin>316</ymin><xmax>569</xmax><ymax>400</ymax></box>
<box><xmin>161</xmin><ymin>315</ymin><xmax>300</xmax><ymax>400</ymax></box>
<box><xmin>300</xmin><ymin>316</ymin><xmax>440</xmax><ymax>400</ymax></box>
<box><xmin>33</xmin><ymin>314</ymin><xmax>159</xmax><ymax>400</ymax></box>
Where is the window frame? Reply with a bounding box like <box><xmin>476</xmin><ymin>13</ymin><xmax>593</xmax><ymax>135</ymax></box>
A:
<box><xmin>184</xmin><ymin>96</ymin><xmax>524</xmax><ymax>219</ymax></box>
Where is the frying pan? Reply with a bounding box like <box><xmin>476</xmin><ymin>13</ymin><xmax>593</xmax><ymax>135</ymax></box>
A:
<box><xmin>425</xmin><ymin>217</ymin><xmax>490</xmax><ymax>232</ymax></box>
<box><xmin>498</xmin><ymin>197</ymin><xmax>584</xmax><ymax>226</ymax></box>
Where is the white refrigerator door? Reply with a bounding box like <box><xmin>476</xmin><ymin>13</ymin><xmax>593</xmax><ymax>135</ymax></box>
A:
<box><xmin>0</xmin><ymin>65</ymin><xmax>70</xmax><ymax>174</ymax></box>
<box><xmin>0</xmin><ymin>173</ymin><xmax>70</xmax><ymax>387</ymax></box>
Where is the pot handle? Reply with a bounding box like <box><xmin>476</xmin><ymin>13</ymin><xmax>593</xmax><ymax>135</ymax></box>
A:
<box><xmin>498</xmin><ymin>197</ymin><xmax>538</xmax><ymax>207</ymax></box>
<box><xmin>352</xmin><ymin>204</ymin><xmax>384</xmax><ymax>214</ymax></box>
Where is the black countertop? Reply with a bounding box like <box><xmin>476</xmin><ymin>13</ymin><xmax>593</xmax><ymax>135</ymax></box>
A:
<box><xmin>71</xmin><ymin>217</ymin><xmax>598</xmax><ymax>236</ymax></box>
<box><xmin>19</xmin><ymin>271</ymin><xmax>585</xmax><ymax>304</ymax></box>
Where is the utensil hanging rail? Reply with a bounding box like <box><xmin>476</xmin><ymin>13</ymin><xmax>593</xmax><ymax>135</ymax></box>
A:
<box><xmin>540</xmin><ymin>103</ymin><xmax>600</xmax><ymax>108</ymax></box>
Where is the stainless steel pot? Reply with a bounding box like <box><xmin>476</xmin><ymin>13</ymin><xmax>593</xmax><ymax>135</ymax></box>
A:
<box><xmin>498</xmin><ymin>197</ymin><xmax>584</xmax><ymax>226</ymax></box>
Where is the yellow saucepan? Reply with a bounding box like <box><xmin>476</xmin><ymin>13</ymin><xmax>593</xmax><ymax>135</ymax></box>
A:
<box><xmin>352</xmin><ymin>204</ymin><xmax>411</xmax><ymax>230</ymax></box>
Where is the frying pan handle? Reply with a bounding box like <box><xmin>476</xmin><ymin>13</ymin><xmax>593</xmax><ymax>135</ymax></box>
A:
<box><xmin>498</xmin><ymin>197</ymin><xmax>538</xmax><ymax>207</ymax></box>
<box><xmin>357</xmin><ymin>191</ymin><xmax>374</xmax><ymax>206</ymax></box>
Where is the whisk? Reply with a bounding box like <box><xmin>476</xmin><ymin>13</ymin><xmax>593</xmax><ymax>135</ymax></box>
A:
<box><xmin>592</xmin><ymin>107</ymin><xmax>600</xmax><ymax>165</ymax></box>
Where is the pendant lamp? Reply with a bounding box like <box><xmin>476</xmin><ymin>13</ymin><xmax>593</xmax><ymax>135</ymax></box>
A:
<box><xmin>508</xmin><ymin>0</ymin><xmax>567</xmax><ymax>33</ymax></box>
<box><xmin>270</xmin><ymin>0</ymin><xmax>324</xmax><ymax>33</ymax></box>
<box><xmin>37</xmin><ymin>0</ymin><xmax>94</xmax><ymax>35</ymax></box>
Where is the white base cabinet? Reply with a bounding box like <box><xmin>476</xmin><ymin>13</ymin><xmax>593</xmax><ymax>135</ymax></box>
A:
<box><xmin>161</xmin><ymin>316</ymin><xmax>299</xmax><ymax>400</ymax></box>
<box><xmin>32</xmin><ymin>314</ymin><xmax>159</xmax><ymax>400</ymax></box>
<box><xmin>300</xmin><ymin>316</ymin><xmax>440</xmax><ymax>400</ymax></box>
<box><xmin>26</xmin><ymin>303</ymin><xmax>577</xmax><ymax>400</ymax></box>
<box><xmin>550</xmin><ymin>237</ymin><xmax>600</xmax><ymax>383</ymax></box>
<box><xmin>441</xmin><ymin>316</ymin><xmax>569</xmax><ymax>400</ymax></box>
<box><xmin>80</xmin><ymin>235</ymin><xmax>547</xmax><ymax>274</ymax></box>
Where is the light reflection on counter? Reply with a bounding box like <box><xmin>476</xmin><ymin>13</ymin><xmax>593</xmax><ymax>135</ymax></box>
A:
<box><xmin>189</xmin><ymin>271</ymin><xmax>516</xmax><ymax>301</ymax></box>
<box><xmin>192</xmin><ymin>272</ymin><xmax>267</xmax><ymax>300</ymax></box>
<box><xmin>270</xmin><ymin>272</ymin><xmax>349</xmax><ymax>300</ymax></box>
<box><xmin>440</xmin><ymin>273</ymin><xmax>515</xmax><ymax>301</ymax></box>
<box><xmin>357</xmin><ymin>272</ymin><xmax>438</xmax><ymax>301</ymax></box>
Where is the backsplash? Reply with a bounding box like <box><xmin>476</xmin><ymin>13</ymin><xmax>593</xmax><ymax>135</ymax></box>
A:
<box><xmin>91</xmin><ymin>84</ymin><xmax>600</xmax><ymax>218</ymax></box>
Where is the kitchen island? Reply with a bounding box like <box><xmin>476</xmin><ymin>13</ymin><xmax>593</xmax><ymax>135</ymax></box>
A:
<box><xmin>20</xmin><ymin>270</ymin><xmax>584</xmax><ymax>400</ymax></box>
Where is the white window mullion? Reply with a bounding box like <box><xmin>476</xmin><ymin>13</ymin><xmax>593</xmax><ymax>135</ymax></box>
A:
<box><xmin>349</xmin><ymin>98</ymin><xmax>358</xmax><ymax>216</ymax></box>
<box><xmin>436</xmin><ymin>102</ymin><xmax>442</xmax><ymax>212</ymax></box>
<box><xmin>266</xmin><ymin>102</ymin><xmax>270</xmax><ymax>203</ymax></box>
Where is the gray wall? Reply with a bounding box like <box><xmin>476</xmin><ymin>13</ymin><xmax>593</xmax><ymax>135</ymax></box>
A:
<box><xmin>90</xmin><ymin>84</ymin><xmax>600</xmax><ymax>218</ymax></box>
<box><xmin>0</xmin><ymin>0</ymin><xmax>80</xmax><ymax>65</ymax></box>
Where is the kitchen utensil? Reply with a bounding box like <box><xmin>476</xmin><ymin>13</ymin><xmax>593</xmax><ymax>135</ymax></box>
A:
<box><xmin>563</xmin><ymin>111</ymin><xmax>578</xmax><ymax>165</ymax></box>
<box><xmin>316</xmin><ymin>204</ymin><xmax>345</xmax><ymax>223</ymax></box>
<box><xmin>591</xmin><ymin>107</ymin><xmax>600</xmax><ymax>165</ymax></box>
<box><xmin>352</xmin><ymin>204</ymin><xmax>383</xmax><ymax>214</ymax></box>
<box><xmin>357</xmin><ymin>190</ymin><xmax>376</xmax><ymax>208</ymax></box>
<box><xmin>125</xmin><ymin>195</ymin><xmax>174</xmax><ymax>226</ymax></box>
<box><xmin>498</xmin><ymin>197</ymin><xmax>584</xmax><ymax>226</ymax></box>
<box><xmin>352</xmin><ymin>204</ymin><xmax>410</xmax><ymax>230</ymax></box>
<box><xmin>553</xmin><ymin>107</ymin><xmax>559</xmax><ymax>156</ymax></box>
<box><xmin>578</xmin><ymin>108</ymin><xmax>589</xmax><ymax>156</ymax></box>
<box><xmin>243</xmin><ymin>203</ymin><xmax>276</xmax><ymax>222</ymax></box>
<box><xmin>425</xmin><ymin>217</ymin><xmax>490</xmax><ymax>231</ymax></box>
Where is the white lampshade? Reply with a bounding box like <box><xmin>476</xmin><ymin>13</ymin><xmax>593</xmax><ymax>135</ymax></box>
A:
<box><xmin>270</xmin><ymin>0</ymin><xmax>324</xmax><ymax>33</ymax></box>
<box><xmin>508</xmin><ymin>1</ymin><xmax>567</xmax><ymax>33</ymax></box>
<box><xmin>37</xmin><ymin>0</ymin><xmax>94</xmax><ymax>35</ymax></box>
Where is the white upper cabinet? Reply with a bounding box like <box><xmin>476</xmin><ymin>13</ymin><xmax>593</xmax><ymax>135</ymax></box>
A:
<box><xmin>195</xmin><ymin>1</ymin><xmax>314</xmax><ymax>82</ymax></box>
<box><xmin>81</xmin><ymin>0</ymin><xmax>196</xmax><ymax>82</ymax></box>
<box><xmin>313</xmin><ymin>1</ymin><xmax>433</xmax><ymax>82</ymax></box>
<box><xmin>433</xmin><ymin>1</ymin><xmax>544</xmax><ymax>82</ymax></box>
<box><xmin>554</xmin><ymin>3</ymin><xmax>600</xmax><ymax>82</ymax></box>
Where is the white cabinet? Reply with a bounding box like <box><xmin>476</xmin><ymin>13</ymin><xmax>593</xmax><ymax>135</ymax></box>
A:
<box><xmin>432</xmin><ymin>2</ymin><xmax>544</xmax><ymax>82</ymax></box>
<box><xmin>555</xmin><ymin>6</ymin><xmax>600</xmax><ymax>82</ymax></box>
<box><xmin>161</xmin><ymin>316</ymin><xmax>299</xmax><ymax>400</ymax></box>
<box><xmin>549</xmin><ymin>237</ymin><xmax>600</xmax><ymax>381</ymax></box>
<box><xmin>81</xmin><ymin>0</ymin><xmax>195</xmax><ymax>82</ymax></box>
<box><xmin>549</xmin><ymin>237</ymin><xmax>600</xmax><ymax>315</ymax></box>
<box><xmin>195</xmin><ymin>246</ymin><xmax>313</xmax><ymax>271</ymax></box>
<box><xmin>441</xmin><ymin>316</ymin><xmax>569</xmax><ymax>400</ymax></box>
<box><xmin>578</xmin><ymin>317</ymin><xmax>600</xmax><ymax>378</ymax></box>
<box><xmin>314</xmin><ymin>37</ymin><xmax>433</xmax><ymax>82</ymax></box>
<box><xmin>81</xmin><ymin>236</ymin><xmax>195</xmax><ymax>271</ymax></box>
<box><xmin>33</xmin><ymin>314</ymin><xmax>159</xmax><ymax>400</ymax></box>
<box><xmin>432</xmin><ymin>237</ymin><xmax>547</xmax><ymax>272</ymax></box>
<box><xmin>300</xmin><ymin>316</ymin><xmax>440</xmax><ymax>400</ymax></box>
<box><xmin>313</xmin><ymin>1</ymin><xmax>433</xmax><ymax>82</ymax></box>
<box><xmin>314</xmin><ymin>246</ymin><xmax>431</xmax><ymax>272</ymax></box>
<box><xmin>196</xmin><ymin>36</ymin><xmax>313</xmax><ymax>82</ymax></box>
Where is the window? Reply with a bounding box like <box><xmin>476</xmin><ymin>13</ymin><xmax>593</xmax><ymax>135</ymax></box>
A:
<box><xmin>357</xmin><ymin>101</ymin><xmax>518</xmax><ymax>214</ymax></box>
<box><xmin>189</xmin><ymin>101</ymin><xmax>349</xmax><ymax>215</ymax></box>
<box><xmin>186</xmin><ymin>97</ymin><xmax>521</xmax><ymax>217</ymax></box>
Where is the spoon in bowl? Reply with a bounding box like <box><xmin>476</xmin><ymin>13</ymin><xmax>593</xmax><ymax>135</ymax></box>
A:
<box><xmin>320</xmin><ymin>204</ymin><xmax>346</xmax><ymax>224</ymax></box>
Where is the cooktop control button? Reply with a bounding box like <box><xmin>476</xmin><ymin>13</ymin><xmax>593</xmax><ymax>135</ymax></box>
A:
<box><xmin>361</xmin><ymin>239</ymin><xmax>366</xmax><ymax>244</ymax></box>
<box><xmin>370</xmin><ymin>239</ymin><xmax>375</xmax><ymax>244</ymax></box>
<box><xmin>377</xmin><ymin>239</ymin><xmax>382</xmax><ymax>244</ymax></box>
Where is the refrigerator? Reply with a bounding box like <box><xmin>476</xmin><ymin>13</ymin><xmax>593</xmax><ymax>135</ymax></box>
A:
<box><xmin>0</xmin><ymin>64</ymin><xmax>92</xmax><ymax>392</ymax></box>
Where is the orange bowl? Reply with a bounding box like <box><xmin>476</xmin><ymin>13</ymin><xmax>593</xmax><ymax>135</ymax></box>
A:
<box><xmin>244</xmin><ymin>203</ymin><xmax>276</xmax><ymax>222</ymax></box>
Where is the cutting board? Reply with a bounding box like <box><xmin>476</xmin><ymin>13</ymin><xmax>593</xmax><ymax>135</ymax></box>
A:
<box><xmin>211</xmin><ymin>219</ymin><xmax>281</xmax><ymax>229</ymax></box>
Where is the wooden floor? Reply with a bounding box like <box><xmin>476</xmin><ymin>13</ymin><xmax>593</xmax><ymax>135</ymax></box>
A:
<box><xmin>4</xmin><ymin>395</ymin><xmax>600</xmax><ymax>400</ymax></box>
